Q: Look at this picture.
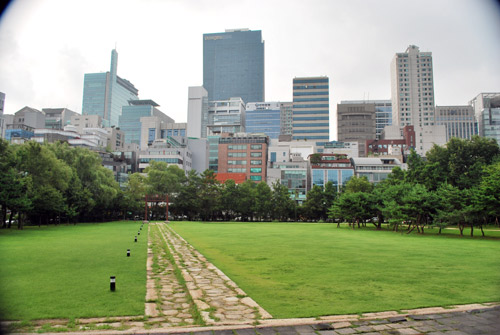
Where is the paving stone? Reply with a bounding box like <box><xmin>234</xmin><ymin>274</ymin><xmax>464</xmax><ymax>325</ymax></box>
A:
<box><xmin>395</xmin><ymin>328</ymin><xmax>421</xmax><ymax>335</ymax></box>
<box><xmin>317</xmin><ymin>331</ymin><xmax>336</xmax><ymax>335</ymax></box>
<box><xmin>353</xmin><ymin>325</ymin><xmax>374</xmax><ymax>332</ymax></box>
<box><xmin>332</xmin><ymin>322</ymin><xmax>351</xmax><ymax>329</ymax></box>
<box><xmin>388</xmin><ymin>316</ymin><xmax>407</xmax><ymax>323</ymax></box>
<box><xmin>371</xmin><ymin>324</ymin><xmax>390</xmax><ymax>331</ymax></box>
<box><xmin>335</xmin><ymin>328</ymin><xmax>356</xmax><ymax>334</ymax></box>
<box><xmin>413</xmin><ymin>325</ymin><xmax>438</xmax><ymax>332</ymax></box>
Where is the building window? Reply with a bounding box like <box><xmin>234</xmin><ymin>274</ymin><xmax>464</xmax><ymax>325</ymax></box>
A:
<box><xmin>250</xmin><ymin>152</ymin><xmax>262</xmax><ymax>157</ymax></box>
<box><xmin>250</xmin><ymin>144</ymin><xmax>262</xmax><ymax>150</ymax></box>
<box><xmin>250</xmin><ymin>167</ymin><xmax>262</xmax><ymax>173</ymax></box>
<box><xmin>250</xmin><ymin>160</ymin><xmax>262</xmax><ymax>165</ymax></box>
<box><xmin>250</xmin><ymin>175</ymin><xmax>262</xmax><ymax>181</ymax></box>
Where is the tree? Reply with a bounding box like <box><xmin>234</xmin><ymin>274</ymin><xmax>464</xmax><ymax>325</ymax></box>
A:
<box><xmin>344</xmin><ymin>175</ymin><xmax>373</xmax><ymax>193</ymax></box>
<box><xmin>236</xmin><ymin>180</ymin><xmax>256</xmax><ymax>221</ymax></box>
<box><xmin>254</xmin><ymin>181</ymin><xmax>272</xmax><ymax>221</ymax></box>
<box><xmin>144</xmin><ymin>161</ymin><xmax>186</xmax><ymax>220</ymax></box>
<box><xmin>220</xmin><ymin>179</ymin><xmax>239</xmax><ymax>220</ymax></box>
<box><xmin>172</xmin><ymin>170</ymin><xmax>201</xmax><ymax>220</ymax></box>
<box><xmin>271</xmin><ymin>181</ymin><xmax>294</xmax><ymax>221</ymax></box>
<box><xmin>301</xmin><ymin>185</ymin><xmax>325</xmax><ymax>221</ymax></box>
<box><xmin>199</xmin><ymin>170</ymin><xmax>221</xmax><ymax>221</ymax></box>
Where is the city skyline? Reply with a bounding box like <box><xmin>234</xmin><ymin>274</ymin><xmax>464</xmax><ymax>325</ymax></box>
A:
<box><xmin>0</xmin><ymin>0</ymin><xmax>499</xmax><ymax>140</ymax></box>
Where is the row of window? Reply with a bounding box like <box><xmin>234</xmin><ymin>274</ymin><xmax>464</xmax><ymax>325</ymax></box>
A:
<box><xmin>227</xmin><ymin>160</ymin><xmax>263</xmax><ymax>165</ymax></box>
<box><xmin>228</xmin><ymin>152</ymin><xmax>262</xmax><ymax>157</ymax></box>
<box><xmin>227</xmin><ymin>144</ymin><xmax>263</xmax><ymax>150</ymax></box>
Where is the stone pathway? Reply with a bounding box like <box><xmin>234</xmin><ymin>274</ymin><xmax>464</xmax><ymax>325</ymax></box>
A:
<box><xmin>144</xmin><ymin>223</ymin><xmax>196</xmax><ymax>327</ymax></box>
<box><xmin>157</xmin><ymin>222</ymin><xmax>271</xmax><ymax>325</ymax></box>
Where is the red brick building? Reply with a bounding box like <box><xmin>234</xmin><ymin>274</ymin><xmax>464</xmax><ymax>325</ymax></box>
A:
<box><xmin>217</xmin><ymin>133</ymin><xmax>269</xmax><ymax>183</ymax></box>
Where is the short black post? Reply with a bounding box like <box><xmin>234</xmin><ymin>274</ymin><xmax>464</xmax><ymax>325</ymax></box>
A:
<box><xmin>110</xmin><ymin>276</ymin><xmax>116</xmax><ymax>291</ymax></box>
<box><xmin>134</xmin><ymin>236</ymin><xmax>137</xmax><ymax>242</ymax></box>
<box><xmin>127</xmin><ymin>249</ymin><xmax>130</xmax><ymax>257</ymax></box>
<box><xmin>138</xmin><ymin>231</ymin><xmax>140</xmax><ymax>235</ymax></box>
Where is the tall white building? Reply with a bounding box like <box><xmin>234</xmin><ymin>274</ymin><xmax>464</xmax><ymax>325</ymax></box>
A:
<box><xmin>391</xmin><ymin>45</ymin><xmax>435</xmax><ymax>128</ymax></box>
<box><xmin>390</xmin><ymin>45</ymin><xmax>445</xmax><ymax>156</ymax></box>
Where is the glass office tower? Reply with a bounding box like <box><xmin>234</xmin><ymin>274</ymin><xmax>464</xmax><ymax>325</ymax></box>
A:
<box><xmin>292</xmin><ymin>76</ymin><xmax>330</xmax><ymax>152</ymax></box>
<box><xmin>82</xmin><ymin>49</ymin><xmax>139</xmax><ymax>127</ymax></box>
<box><xmin>203</xmin><ymin>29</ymin><xmax>265</xmax><ymax>104</ymax></box>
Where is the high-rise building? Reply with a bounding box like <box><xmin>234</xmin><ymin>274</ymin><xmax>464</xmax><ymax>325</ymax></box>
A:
<box><xmin>390</xmin><ymin>45</ymin><xmax>446</xmax><ymax>156</ymax></box>
<box><xmin>391</xmin><ymin>45</ymin><xmax>435</xmax><ymax>128</ymax></box>
<box><xmin>292</xmin><ymin>76</ymin><xmax>330</xmax><ymax>152</ymax></box>
<box><xmin>435</xmin><ymin>105</ymin><xmax>477</xmax><ymax>141</ymax></box>
<box><xmin>187</xmin><ymin>86</ymin><xmax>209</xmax><ymax>139</ymax></box>
<box><xmin>203</xmin><ymin>29</ymin><xmax>265</xmax><ymax>103</ymax></box>
<box><xmin>470</xmin><ymin>93</ymin><xmax>500</xmax><ymax>145</ymax></box>
<box><xmin>245</xmin><ymin>102</ymin><xmax>281</xmax><ymax>139</ymax></box>
<box><xmin>280</xmin><ymin>102</ymin><xmax>293</xmax><ymax>136</ymax></box>
<box><xmin>82</xmin><ymin>49</ymin><xmax>139</xmax><ymax>127</ymax></box>
<box><xmin>337</xmin><ymin>102</ymin><xmax>376</xmax><ymax>157</ymax></box>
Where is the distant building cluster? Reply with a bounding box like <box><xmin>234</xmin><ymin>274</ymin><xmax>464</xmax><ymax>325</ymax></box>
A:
<box><xmin>1</xmin><ymin>30</ymin><xmax>499</xmax><ymax>200</ymax></box>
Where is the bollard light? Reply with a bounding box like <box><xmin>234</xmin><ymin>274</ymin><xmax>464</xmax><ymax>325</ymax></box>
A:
<box><xmin>110</xmin><ymin>276</ymin><xmax>116</xmax><ymax>291</ymax></box>
<box><xmin>135</xmin><ymin>236</ymin><xmax>137</xmax><ymax>242</ymax></box>
<box><xmin>127</xmin><ymin>249</ymin><xmax>130</xmax><ymax>257</ymax></box>
<box><xmin>138</xmin><ymin>231</ymin><xmax>140</xmax><ymax>235</ymax></box>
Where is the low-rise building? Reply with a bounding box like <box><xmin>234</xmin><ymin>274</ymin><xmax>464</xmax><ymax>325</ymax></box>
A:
<box><xmin>217</xmin><ymin>133</ymin><xmax>268</xmax><ymax>183</ymax></box>
<box><xmin>351</xmin><ymin>157</ymin><xmax>404</xmax><ymax>184</ymax></box>
<box><xmin>310</xmin><ymin>153</ymin><xmax>354</xmax><ymax>192</ymax></box>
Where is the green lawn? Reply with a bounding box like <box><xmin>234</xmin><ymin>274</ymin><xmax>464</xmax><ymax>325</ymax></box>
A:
<box><xmin>170</xmin><ymin>222</ymin><xmax>500</xmax><ymax>319</ymax></box>
<box><xmin>0</xmin><ymin>221</ymin><xmax>147</xmax><ymax>320</ymax></box>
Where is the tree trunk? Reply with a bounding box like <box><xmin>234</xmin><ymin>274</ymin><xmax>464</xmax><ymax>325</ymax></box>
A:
<box><xmin>438</xmin><ymin>226</ymin><xmax>442</xmax><ymax>234</ymax></box>
<box><xmin>407</xmin><ymin>225</ymin><xmax>416</xmax><ymax>234</ymax></box>
<box><xmin>470</xmin><ymin>224</ymin><xmax>474</xmax><ymax>237</ymax></box>
<box><xmin>480</xmin><ymin>225</ymin><xmax>485</xmax><ymax>237</ymax></box>
<box><xmin>421</xmin><ymin>225</ymin><xmax>424</xmax><ymax>234</ymax></box>
<box><xmin>1</xmin><ymin>206</ymin><xmax>6</xmax><ymax>228</ymax></box>
<box><xmin>458</xmin><ymin>224</ymin><xmax>464</xmax><ymax>236</ymax></box>
<box><xmin>17</xmin><ymin>213</ymin><xmax>24</xmax><ymax>230</ymax></box>
<box><xmin>337</xmin><ymin>221</ymin><xmax>340</xmax><ymax>228</ymax></box>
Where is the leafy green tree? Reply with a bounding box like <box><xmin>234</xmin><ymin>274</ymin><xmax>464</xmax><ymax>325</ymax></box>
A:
<box><xmin>322</xmin><ymin>181</ymin><xmax>338</xmax><ymax>217</ymax></box>
<box><xmin>344</xmin><ymin>175</ymin><xmax>373</xmax><ymax>193</ymax></box>
<box><xmin>220</xmin><ymin>179</ymin><xmax>239</xmax><ymax>220</ymax></box>
<box><xmin>199</xmin><ymin>170</ymin><xmax>221</xmax><ymax>221</ymax></box>
<box><xmin>236</xmin><ymin>180</ymin><xmax>256</xmax><ymax>221</ymax></box>
<box><xmin>478</xmin><ymin>162</ymin><xmax>500</xmax><ymax>227</ymax></box>
<box><xmin>123</xmin><ymin>172</ymin><xmax>147</xmax><ymax>219</ymax></box>
<box><xmin>301</xmin><ymin>185</ymin><xmax>325</xmax><ymax>221</ymax></box>
<box><xmin>271</xmin><ymin>181</ymin><xmax>294</xmax><ymax>221</ymax></box>
<box><xmin>254</xmin><ymin>181</ymin><xmax>272</xmax><ymax>221</ymax></box>
<box><xmin>172</xmin><ymin>170</ymin><xmax>201</xmax><ymax>220</ymax></box>
<box><xmin>17</xmin><ymin>142</ymin><xmax>72</xmax><ymax>225</ymax></box>
<box><xmin>144</xmin><ymin>161</ymin><xmax>186</xmax><ymax>220</ymax></box>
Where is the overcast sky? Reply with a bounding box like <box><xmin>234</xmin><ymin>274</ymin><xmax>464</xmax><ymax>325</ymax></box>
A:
<box><xmin>1</xmin><ymin>0</ymin><xmax>499</xmax><ymax>140</ymax></box>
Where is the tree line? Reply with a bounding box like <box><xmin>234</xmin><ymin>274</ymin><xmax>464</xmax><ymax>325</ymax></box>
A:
<box><xmin>1</xmin><ymin>136</ymin><xmax>499</xmax><ymax>234</ymax></box>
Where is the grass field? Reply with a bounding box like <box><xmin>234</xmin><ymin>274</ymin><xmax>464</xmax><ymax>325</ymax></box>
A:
<box><xmin>0</xmin><ymin>221</ymin><xmax>147</xmax><ymax>321</ymax></box>
<box><xmin>170</xmin><ymin>222</ymin><xmax>500</xmax><ymax>319</ymax></box>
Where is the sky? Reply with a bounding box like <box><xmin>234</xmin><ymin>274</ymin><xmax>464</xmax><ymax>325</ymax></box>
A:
<box><xmin>0</xmin><ymin>0</ymin><xmax>499</xmax><ymax>140</ymax></box>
